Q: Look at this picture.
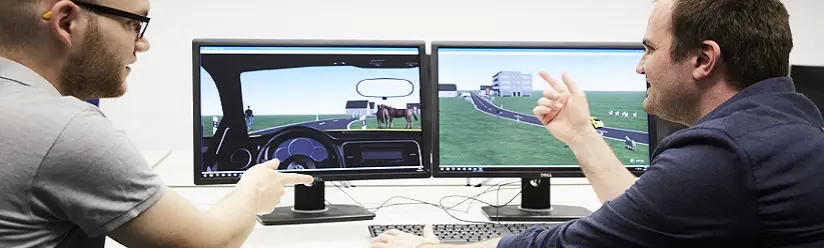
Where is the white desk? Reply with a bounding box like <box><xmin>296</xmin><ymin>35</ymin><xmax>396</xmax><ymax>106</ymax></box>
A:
<box><xmin>105</xmin><ymin>151</ymin><xmax>602</xmax><ymax>248</ymax></box>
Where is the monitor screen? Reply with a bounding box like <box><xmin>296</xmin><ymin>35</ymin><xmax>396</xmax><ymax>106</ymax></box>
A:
<box><xmin>431</xmin><ymin>42</ymin><xmax>651</xmax><ymax>177</ymax></box>
<box><xmin>790</xmin><ymin>65</ymin><xmax>824</xmax><ymax>114</ymax></box>
<box><xmin>193</xmin><ymin>40</ymin><xmax>431</xmax><ymax>184</ymax></box>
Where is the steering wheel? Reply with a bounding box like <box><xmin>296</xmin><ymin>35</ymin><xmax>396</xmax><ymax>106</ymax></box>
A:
<box><xmin>255</xmin><ymin>125</ymin><xmax>342</xmax><ymax>170</ymax></box>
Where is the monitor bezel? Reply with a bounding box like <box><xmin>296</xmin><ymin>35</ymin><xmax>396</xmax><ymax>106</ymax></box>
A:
<box><xmin>789</xmin><ymin>65</ymin><xmax>824</xmax><ymax>114</ymax></box>
<box><xmin>192</xmin><ymin>38</ymin><xmax>433</xmax><ymax>185</ymax></box>
<box><xmin>428</xmin><ymin>40</ymin><xmax>652</xmax><ymax>178</ymax></box>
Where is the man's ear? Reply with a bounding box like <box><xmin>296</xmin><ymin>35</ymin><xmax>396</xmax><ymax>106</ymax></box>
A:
<box><xmin>43</xmin><ymin>1</ymin><xmax>84</xmax><ymax>49</ymax></box>
<box><xmin>693</xmin><ymin>40</ymin><xmax>722</xmax><ymax>80</ymax></box>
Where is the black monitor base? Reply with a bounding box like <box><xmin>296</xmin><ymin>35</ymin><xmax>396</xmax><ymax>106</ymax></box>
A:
<box><xmin>255</xmin><ymin>179</ymin><xmax>375</xmax><ymax>226</ymax></box>
<box><xmin>481</xmin><ymin>204</ymin><xmax>591</xmax><ymax>222</ymax></box>
<box><xmin>481</xmin><ymin>177</ymin><xmax>592</xmax><ymax>222</ymax></box>
<box><xmin>257</xmin><ymin>204</ymin><xmax>375</xmax><ymax>225</ymax></box>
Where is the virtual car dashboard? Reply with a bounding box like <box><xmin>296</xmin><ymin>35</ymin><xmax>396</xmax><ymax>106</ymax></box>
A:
<box><xmin>210</xmin><ymin>126</ymin><xmax>423</xmax><ymax>171</ymax></box>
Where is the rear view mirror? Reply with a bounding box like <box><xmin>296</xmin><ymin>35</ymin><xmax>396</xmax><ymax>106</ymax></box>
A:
<box><xmin>356</xmin><ymin>78</ymin><xmax>414</xmax><ymax>98</ymax></box>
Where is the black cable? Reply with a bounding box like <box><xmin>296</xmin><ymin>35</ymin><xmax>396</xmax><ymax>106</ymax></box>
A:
<box><xmin>369</xmin><ymin>196</ymin><xmax>454</xmax><ymax>213</ymax></box>
<box><xmin>369</xmin><ymin>180</ymin><xmax>520</xmax><ymax>214</ymax></box>
<box><xmin>495</xmin><ymin>181</ymin><xmax>523</xmax><ymax>223</ymax></box>
<box><xmin>368</xmin><ymin>202</ymin><xmax>444</xmax><ymax>211</ymax></box>
<box><xmin>372</xmin><ymin>194</ymin><xmax>512</xmax><ymax>224</ymax></box>
<box><xmin>438</xmin><ymin>187</ymin><xmax>522</xmax><ymax>225</ymax></box>
<box><xmin>329</xmin><ymin>180</ymin><xmax>523</xmax><ymax>225</ymax></box>
<box><xmin>374</xmin><ymin>181</ymin><xmax>522</xmax><ymax>224</ymax></box>
<box><xmin>499</xmin><ymin>193</ymin><xmax>520</xmax><ymax>222</ymax></box>
<box><xmin>332</xmin><ymin>184</ymin><xmax>466</xmax><ymax>214</ymax></box>
<box><xmin>463</xmin><ymin>180</ymin><xmax>520</xmax><ymax>212</ymax></box>
<box><xmin>449</xmin><ymin>179</ymin><xmax>518</xmax><ymax>210</ymax></box>
<box><xmin>331</xmin><ymin>181</ymin><xmax>366</xmax><ymax>209</ymax></box>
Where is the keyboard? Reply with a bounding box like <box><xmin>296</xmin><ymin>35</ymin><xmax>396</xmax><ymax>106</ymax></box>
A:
<box><xmin>368</xmin><ymin>223</ymin><xmax>559</xmax><ymax>243</ymax></box>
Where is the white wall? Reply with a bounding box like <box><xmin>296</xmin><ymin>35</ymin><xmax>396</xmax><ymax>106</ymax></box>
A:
<box><xmin>102</xmin><ymin>0</ymin><xmax>824</xmax><ymax>153</ymax></box>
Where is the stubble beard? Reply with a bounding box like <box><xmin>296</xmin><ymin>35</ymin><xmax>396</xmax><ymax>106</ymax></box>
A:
<box><xmin>643</xmin><ymin>80</ymin><xmax>700</xmax><ymax>126</ymax></box>
<box><xmin>59</xmin><ymin>18</ymin><xmax>126</xmax><ymax>100</ymax></box>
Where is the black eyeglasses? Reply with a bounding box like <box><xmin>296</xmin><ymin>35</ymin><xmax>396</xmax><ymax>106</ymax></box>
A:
<box><xmin>70</xmin><ymin>0</ymin><xmax>150</xmax><ymax>40</ymax></box>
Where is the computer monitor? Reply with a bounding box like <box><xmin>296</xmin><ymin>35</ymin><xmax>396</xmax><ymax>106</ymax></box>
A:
<box><xmin>790</xmin><ymin>65</ymin><xmax>824</xmax><ymax>113</ymax></box>
<box><xmin>429</xmin><ymin>41</ymin><xmax>652</xmax><ymax>221</ymax></box>
<box><xmin>192</xmin><ymin>39</ymin><xmax>431</xmax><ymax>225</ymax></box>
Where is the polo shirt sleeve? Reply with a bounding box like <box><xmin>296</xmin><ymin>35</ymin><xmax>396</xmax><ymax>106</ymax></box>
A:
<box><xmin>496</xmin><ymin>127</ymin><xmax>756</xmax><ymax>248</ymax></box>
<box><xmin>30</xmin><ymin>109</ymin><xmax>165</xmax><ymax>237</ymax></box>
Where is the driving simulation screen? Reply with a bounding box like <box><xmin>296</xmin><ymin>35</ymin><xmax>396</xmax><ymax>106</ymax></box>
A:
<box><xmin>198</xmin><ymin>45</ymin><xmax>426</xmax><ymax>180</ymax></box>
<box><xmin>436</xmin><ymin>47</ymin><xmax>650</xmax><ymax>172</ymax></box>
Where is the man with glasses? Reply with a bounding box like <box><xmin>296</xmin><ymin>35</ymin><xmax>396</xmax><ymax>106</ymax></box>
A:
<box><xmin>0</xmin><ymin>1</ymin><xmax>313</xmax><ymax>247</ymax></box>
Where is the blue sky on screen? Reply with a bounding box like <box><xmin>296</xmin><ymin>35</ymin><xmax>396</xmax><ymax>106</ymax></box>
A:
<box><xmin>437</xmin><ymin>48</ymin><xmax>646</xmax><ymax>92</ymax></box>
<box><xmin>201</xmin><ymin>66</ymin><xmax>421</xmax><ymax>115</ymax></box>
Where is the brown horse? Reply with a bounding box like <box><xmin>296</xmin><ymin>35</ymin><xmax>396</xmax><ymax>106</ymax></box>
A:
<box><xmin>377</xmin><ymin>104</ymin><xmax>418</xmax><ymax>129</ymax></box>
<box><xmin>376</xmin><ymin>107</ymin><xmax>389</xmax><ymax>129</ymax></box>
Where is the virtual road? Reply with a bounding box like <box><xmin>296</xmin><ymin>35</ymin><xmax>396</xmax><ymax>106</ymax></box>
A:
<box><xmin>468</xmin><ymin>93</ymin><xmax>650</xmax><ymax>145</ymax></box>
<box><xmin>248</xmin><ymin>117</ymin><xmax>360</xmax><ymax>136</ymax></box>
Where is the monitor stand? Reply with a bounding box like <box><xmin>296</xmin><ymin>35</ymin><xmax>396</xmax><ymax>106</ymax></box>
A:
<box><xmin>481</xmin><ymin>177</ymin><xmax>592</xmax><ymax>222</ymax></box>
<box><xmin>256</xmin><ymin>180</ymin><xmax>375</xmax><ymax>225</ymax></box>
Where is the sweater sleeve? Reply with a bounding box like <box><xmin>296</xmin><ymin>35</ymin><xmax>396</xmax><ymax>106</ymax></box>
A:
<box><xmin>497</xmin><ymin>128</ymin><xmax>757</xmax><ymax>248</ymax></box>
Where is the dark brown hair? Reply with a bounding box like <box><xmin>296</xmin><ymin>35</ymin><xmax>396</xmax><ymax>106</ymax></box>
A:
<box><xmin>0</xmin><ymin>0</ymin><xmax>40</xmax><ymax>52</ymax></box>
<box><xmin>0</xmin><ymin>0</ymin><xmax>100</xmax><ymax>52</ymax></box>
<box><xmin>668</xmin><ymin>0</ymin><xmax>793</xmax><ymax>89</ymax></box>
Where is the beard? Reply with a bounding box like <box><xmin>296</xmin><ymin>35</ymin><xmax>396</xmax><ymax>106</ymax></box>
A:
<box><xmin>59</xmin><ymin>18</ymin><xmax>126</xmax><ymax>100</ymax></box>
<box><xmin>643</xmin><ymin>78</ymin><xmax>701</xmax><ymax>126</ymax></box>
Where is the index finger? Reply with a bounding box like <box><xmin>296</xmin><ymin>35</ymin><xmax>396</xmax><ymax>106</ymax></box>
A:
<box><xmin>278</xmin><ymin>173</ymin><xmax>314</xmax><ymax>185</ymax></box>
<box><xmin>538</xmin><ymin>71</ymin><xmax>568</xmax><ymax>93</ymax></box>
<box><xmin>561</xmin><ymin>72</ymin><xmax>581</xmax><ymax>93</ymax></box>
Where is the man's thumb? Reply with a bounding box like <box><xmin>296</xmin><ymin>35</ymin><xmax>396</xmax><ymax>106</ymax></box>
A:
<box><xmin>263</xmin><ymin>159</ymin><xmax>280</xmax><ymax>169</ymax></box>
<box><xmin>423</xmin><ymin>224</ymin><xmax>437</xmax><ymax>240</ymax></box>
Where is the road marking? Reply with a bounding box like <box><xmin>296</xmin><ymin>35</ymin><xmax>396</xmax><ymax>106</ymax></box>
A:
<box><xmin>249</xmin><ymin>117</ymin><xmax>355</xmax><ymax>135</ymax></box>
<box><xmin>466</xmin><ymin>93</ymin><xmax>649</xmax><ymax>145</ymax></box>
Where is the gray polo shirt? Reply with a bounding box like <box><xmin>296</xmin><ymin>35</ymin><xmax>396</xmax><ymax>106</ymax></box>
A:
<box><xmin>0</xmin><ymin>57</ymin><xmax>165</xmax><ymax>248</ymax></box>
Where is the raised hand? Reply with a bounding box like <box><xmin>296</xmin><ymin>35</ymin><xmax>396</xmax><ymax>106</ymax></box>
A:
<box><xmin>532</xmin><ymin>71</ymin><xmax>596</xmax><ymax>144</ymax></box>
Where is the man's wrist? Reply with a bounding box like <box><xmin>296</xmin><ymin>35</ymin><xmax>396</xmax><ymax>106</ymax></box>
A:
<box><xmin>235</xmin><ymin>178</ymin><xmax>261</xmax><ymax>196</ymax></box>
<box><xmin>567</xmin><ymin>128</ymin><xmax>600</xmax><ymax>148</ymax></box>
<box><xmin>233</xmin><ymin>179</ymin><xmax>263</xmax><ymax>210</ymax></box>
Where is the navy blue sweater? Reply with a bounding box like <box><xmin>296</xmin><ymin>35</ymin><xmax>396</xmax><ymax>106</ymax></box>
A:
<box><xmin>498</xmin><ymin>77</ymin><xmax>824</xmax><ymax>248</ymax></box>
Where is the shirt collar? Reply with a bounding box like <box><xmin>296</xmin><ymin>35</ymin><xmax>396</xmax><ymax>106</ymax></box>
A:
<box><xmin>0</xmin><ymin>56</ymin><xmax>62</xmax><ymax>96</ymax></box>
<box><xmin>695</xmin><ymin>77</ymin><xmax>796</xmax><ymax>125</ymax></box>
